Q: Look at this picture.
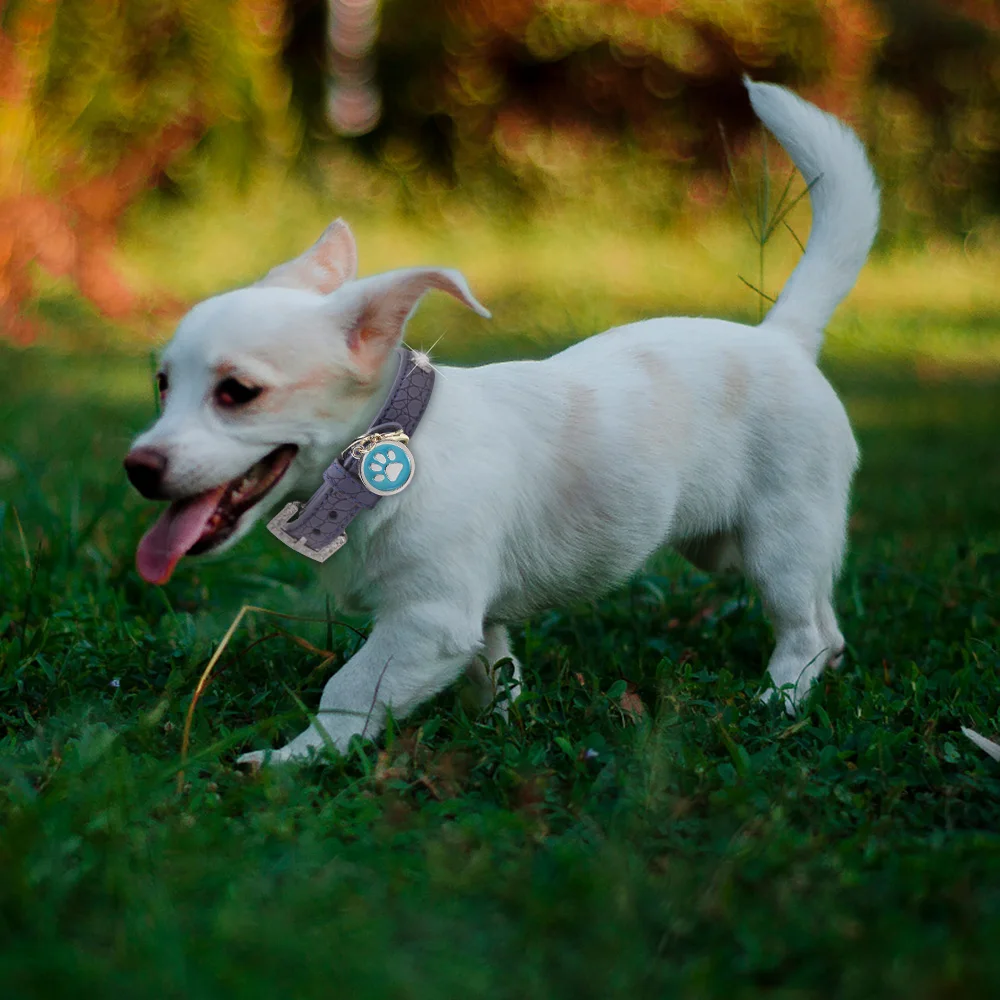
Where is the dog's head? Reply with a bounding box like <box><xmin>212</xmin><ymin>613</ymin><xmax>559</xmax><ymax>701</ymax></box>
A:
<box><xmin>125</xmin><ymin>219</ymin><xmax>489</xmax><ymax>584</ymax></box>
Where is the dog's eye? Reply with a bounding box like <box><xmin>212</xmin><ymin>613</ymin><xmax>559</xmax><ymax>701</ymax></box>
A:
<box><xmin>156</xmin><ymin>372</ymin><xmax>168</xmax><ymax>397</ymax></box>
<box><xmin>215</xmin><ymin>377</ymin><xmax>263</xmax><ymax>408</ymax></box>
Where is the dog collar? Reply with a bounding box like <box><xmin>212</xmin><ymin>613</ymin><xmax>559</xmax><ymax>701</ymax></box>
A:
<box><xmin>266</xmin><ymin>348</ymin><xmax>434</xmax><ymax>562</ymax></box>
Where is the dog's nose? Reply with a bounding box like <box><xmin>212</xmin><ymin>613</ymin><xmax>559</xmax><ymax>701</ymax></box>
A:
<box><xmin>124</xmin><ymin>447</ymin><xmax>169</xmax><ymax>499</ymax></box>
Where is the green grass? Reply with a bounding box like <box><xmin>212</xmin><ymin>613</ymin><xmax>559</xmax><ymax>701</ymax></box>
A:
<box><xmin>2</xmin><ymin>308</ymin><xmax>1000</xmax><ymax>997</ymax></box>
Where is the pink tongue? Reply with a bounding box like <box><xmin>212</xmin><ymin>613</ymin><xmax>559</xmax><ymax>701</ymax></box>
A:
<box><xmin>136</xmin><ymin>486</ymin><xmax>227</xmax><ymax>584</ymax></box>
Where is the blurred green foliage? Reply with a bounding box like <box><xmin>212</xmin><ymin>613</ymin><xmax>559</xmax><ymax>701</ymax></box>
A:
<box><xmin>0</xmin><ymin>0</ymin><xmax>297</xmax><ymax>340</ymax></box>
<box><xmin>357</xmin><ymin>0</ymin><xmax>1000</xmax><ymax>235</ymax></box>
<box><xmin>2</xmin><ymin>0</ymin><xmax>999</xmax><ymax>342</ymax></box>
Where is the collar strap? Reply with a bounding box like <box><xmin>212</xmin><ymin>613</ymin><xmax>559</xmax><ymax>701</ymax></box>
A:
<box><xmin>266</xmin><ymin>348</ymin><xmax>435</xmax><ymax>562</ymax></box>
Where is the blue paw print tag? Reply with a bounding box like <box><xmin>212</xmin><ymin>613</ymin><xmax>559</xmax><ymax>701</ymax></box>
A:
<box><xmin>359</xmin><ymin>441</ymin><xmax>415</xmax><ymax>496</ymax></box>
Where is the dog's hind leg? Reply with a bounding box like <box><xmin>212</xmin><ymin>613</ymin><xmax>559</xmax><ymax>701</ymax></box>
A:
<box><xmin>465</xmin><ymin>624</ymin><xmax>523</xmax><ymax>715</ymax></box>
<box><xmin>740</xmin><ymin>495</ymin><xmax>848</xmax><ymax>713</ymax></box>
<box><xmin>816</xmin><ymin>595</ymin><xmax>846</xmax><ymax>670</ymax></box>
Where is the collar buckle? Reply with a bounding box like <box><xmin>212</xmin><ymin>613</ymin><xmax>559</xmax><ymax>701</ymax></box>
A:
<box><xmin>266</xmin><ymin>502</ymin><xmax>349</xmax><ymax>563</ymax></box>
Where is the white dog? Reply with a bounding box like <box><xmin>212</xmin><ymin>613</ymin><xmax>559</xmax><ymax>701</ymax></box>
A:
<box><xmin>125</xmin><ymin>80</ymin><xmax>879</xmax><ymax>766</ymax></box>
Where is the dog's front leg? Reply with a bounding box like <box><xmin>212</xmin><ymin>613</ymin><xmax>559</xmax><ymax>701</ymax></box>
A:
<box><xmin>237</xmin><ymin>601</ymin><xmax>485</xmax><ymax>767</ymax></box>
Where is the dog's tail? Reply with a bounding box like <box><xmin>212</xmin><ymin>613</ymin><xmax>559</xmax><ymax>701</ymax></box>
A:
<box><xmin>746</xmin><ymin>79</ymin><xmax>880</xmax><ymax>359</ymax></box>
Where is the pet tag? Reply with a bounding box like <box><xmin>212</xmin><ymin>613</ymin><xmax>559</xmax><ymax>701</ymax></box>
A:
<box><xmin>358</xmin><ymin>440</ymin><xmax>415</xmax><ymax>496</ymax></box>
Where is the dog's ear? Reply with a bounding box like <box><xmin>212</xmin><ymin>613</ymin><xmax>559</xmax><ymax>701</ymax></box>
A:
<box><xmin>256</xmin><ymin>219</ymin><xmax>358</xmax><ymax>294</ymax></box>
<box><xmin>330</xmin><ymin>267</ymin><xmax>490</xmax><ymax>376</ymax></box>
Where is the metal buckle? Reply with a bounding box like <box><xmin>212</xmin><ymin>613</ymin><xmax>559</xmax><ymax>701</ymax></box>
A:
<box><xmin>266</xmin><ymin>503</ymin><xmax>348</xmax><ymax>563</ymax></box>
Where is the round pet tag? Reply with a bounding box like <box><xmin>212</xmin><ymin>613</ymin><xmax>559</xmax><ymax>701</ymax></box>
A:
<box><xmin>359</xmin><ymin>441</ymin><xmax>415</xmax><ymax>496</ymax></box>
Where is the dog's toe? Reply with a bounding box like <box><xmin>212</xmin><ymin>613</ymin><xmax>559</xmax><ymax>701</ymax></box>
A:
<box><xmin>237</xmin><ymin>748</ymin><xmax>301</xmax><ymax>770</ymax></box>
<box><xmin>237</xmin><ymin>742</ymin><xmax>324</xmax><ymax>769</ymax></box>
<box><xmin>236</xmin><ymin>749</ymin><xmax>267</xmax><ymax>772</ymax></box>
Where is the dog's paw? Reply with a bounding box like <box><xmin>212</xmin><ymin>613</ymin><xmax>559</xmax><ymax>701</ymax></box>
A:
<box><xmin>758</xmin><ymin>682</ymin><xmax>801</xmax><ymax>717</ymax></box>
<box><xmin>490</xmin><ymin>660</ymin><xmax>523</xmax><ymax>719</ymax></box>
<box><xmin>237</xmin><ymin>724</ymin><xmax>346</xmax><ymax>770</ymax></box>
<box><xmin>236</xmin><ymin>746</ymin><xmax>305</xmax><ymax>771</ymax></box>
<box><xmin>492</xmin><ymin>681</ymin><xmax>523</xmax><ymax>721</ymax></box>
<box><xmin>236</xmin><ymin>749</ymin><xmax>271</xmax><ymax>772</ymax></box>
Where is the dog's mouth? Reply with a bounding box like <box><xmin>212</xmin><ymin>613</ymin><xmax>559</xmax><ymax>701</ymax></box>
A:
<box><xmin>136</xmin><ymin>444</ymin><xmax>297</xmax><ymax>585</ymax></box>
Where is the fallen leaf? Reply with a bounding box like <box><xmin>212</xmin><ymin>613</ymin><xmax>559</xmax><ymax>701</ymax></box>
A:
<box><xmin>961</xmin><ymin>727</ymin><xmax>1000</xmax><ymax>761</ymax></box>
<box><xmin>621</xmin><ymin>684</ymin><xmax>646</xmax><ymax>723</ymax></box>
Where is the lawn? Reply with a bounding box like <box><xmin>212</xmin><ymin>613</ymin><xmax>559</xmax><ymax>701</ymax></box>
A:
<box><xmin>1</xmin><ymin>292</ymin><xmax>999</xmax><ymax>996</ymax></box>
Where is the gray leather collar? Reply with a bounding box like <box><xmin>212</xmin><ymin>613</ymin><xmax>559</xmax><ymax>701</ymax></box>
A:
<box><xmin>266</xmin><ymin>348</ymin><xmax>435</xmax><ymax>561</ymax></box>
